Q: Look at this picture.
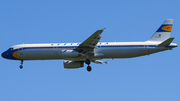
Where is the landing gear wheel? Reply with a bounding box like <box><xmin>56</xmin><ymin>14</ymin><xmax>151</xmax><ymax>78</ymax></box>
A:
<box><xmin>87</xmin><ymin>66</ymin><xmax>92</xmax><ymax>72</ymax></box>
<box><xmin>85</xmin><ymin>59</ymin><xmax>91</xmax><ymax>65</ymax></box>
<box><xmin>19</xmin><ymin>65</ymin><xmax>23</xmax><ymax>69</ymax></box>
<box><xmin>19</xmin><ymin>60</ymin><xmax>23</xmax><ymax>69</ymax></box>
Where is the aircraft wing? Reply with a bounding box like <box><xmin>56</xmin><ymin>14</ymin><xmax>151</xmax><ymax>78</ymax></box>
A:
<box><xmin>77</xmin><ymin>28</ymin><xmax>105</xmax><ymax>50</ymax></box>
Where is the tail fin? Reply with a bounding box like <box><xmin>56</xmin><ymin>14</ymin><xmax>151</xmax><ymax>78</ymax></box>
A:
<box><xmin>147</xmin><ymin>19</ymin><xmax>174</xmax><ymax>42</ymax></box>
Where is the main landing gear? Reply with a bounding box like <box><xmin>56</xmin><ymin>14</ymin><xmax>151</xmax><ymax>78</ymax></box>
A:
<box><xmin>85</xmin><ymin>59</ymin><xmax>92</xmax><ymax>72</ymax></box>
<box><xmin>19</xmin><ymin>60</ymin><xmax>23</xmax><ymax>69</ymax></box>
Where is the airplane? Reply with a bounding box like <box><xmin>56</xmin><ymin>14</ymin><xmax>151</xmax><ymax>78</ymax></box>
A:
<box><xmin>1</xmin><ymin>19</ymin><xmax>177</xmax><ymax>72</ymax></box>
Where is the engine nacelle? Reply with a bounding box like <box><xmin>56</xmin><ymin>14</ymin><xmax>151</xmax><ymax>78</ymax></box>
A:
<box><xmin>61</xmin><ymin>50</ymin><xmax>82</xmax><ymax>58</ymax></box>
<box><xmin>63</xmin><ymin>60</ymin><xmax>84</xmax><ymax>69</ymax></box>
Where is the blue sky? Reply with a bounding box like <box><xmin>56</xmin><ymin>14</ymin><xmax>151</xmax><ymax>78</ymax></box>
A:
<box><xmin>0</xmin><ymin>0</ymin><xmax>180</xmax><ymax>101</ymax></box>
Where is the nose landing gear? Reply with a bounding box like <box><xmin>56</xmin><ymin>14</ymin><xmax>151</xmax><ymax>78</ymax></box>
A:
<box><xmin>19</xmin><ymin>60</ymin><xmax>23</xmax><ymax>69</ymax></box>
<box><xmin>87</xmin><ymin>66</ymin><xmax>92</xmax><ymax>72</ymax></box>
<box><xmin>85</xmin><ymin>59</ymin><xmax>92</xmax><ymax>72</ymax></box>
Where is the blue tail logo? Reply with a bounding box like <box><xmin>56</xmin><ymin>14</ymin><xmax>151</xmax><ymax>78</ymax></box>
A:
<box><xmin>157</xmin><ymin>25</ymin><xmax>172</xmax><ymax>32</ymax></box>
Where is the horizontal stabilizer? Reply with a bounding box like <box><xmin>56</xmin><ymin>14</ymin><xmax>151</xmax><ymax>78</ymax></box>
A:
<box><xmin>93</xmin><ymin>60</ymin><xmax>108</xmax><ymax>64</ymax></box>
<box><xmin>158</xmin><ymin>38</ymin><xmax>174</xmax><ymax>46</ymax></box>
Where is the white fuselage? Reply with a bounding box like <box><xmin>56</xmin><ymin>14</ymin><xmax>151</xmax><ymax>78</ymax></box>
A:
<box><xmin>6</xmin><ymin>41</ymin><xmax>176</xmax><ymax>61</ymax></box>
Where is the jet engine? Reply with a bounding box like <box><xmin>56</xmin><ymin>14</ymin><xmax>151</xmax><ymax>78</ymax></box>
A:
<box><xmin>63</xmin><ymin>60</ymin><xmax>84</xmax><ymax>69</ymax></box>
<box><xmin>61</xmin><ymin>50</ymin><xmax>82</xmax><ymax>58</ymax></box>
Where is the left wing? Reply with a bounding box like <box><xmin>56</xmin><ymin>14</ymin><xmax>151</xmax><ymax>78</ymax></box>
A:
<box><xmin>77</xmin><ymin>28</ymin><xmax>105</xmax><ymax>50</ymax></box>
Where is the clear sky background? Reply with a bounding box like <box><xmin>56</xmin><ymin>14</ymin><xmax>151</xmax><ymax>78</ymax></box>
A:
<box><xmin>0</xmin><ymin>0</ymin><xmax>180</xmax><ymax>101</ymax></box>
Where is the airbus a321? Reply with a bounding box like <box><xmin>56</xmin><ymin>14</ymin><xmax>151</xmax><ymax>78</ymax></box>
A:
<box><xmin>1</xmin><ymin>19</ymin><xmax>177</xmax><ymax>71</ymax></box>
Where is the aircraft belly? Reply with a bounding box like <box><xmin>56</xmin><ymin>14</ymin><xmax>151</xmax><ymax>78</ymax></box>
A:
<box><xmin>104</xmin><ymin>48</ymin><xmax>144</xmax><ymax>58</ymax></box>
<box><xmin>96</xmin><ymin>47</ymin><xmax>167</xmax><ymax>58</ymax></box>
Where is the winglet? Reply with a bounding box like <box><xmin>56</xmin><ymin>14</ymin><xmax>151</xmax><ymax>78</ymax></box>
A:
<box><xmin>102</xmin><ymin>27</ymin><xmax>106</xmax><ymax>31</ymax></box>
<box><xmin>158</xmin><ymin>38</ymin><xmax>174</xmax><ymax>46</ymax></box>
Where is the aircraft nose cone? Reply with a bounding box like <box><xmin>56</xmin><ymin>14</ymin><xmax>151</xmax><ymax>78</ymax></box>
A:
<box><xmin>1</xmin><ymin>51</ymin><xmax>8</xmax><ymax>59</ymax></box>
<box><xmin>1</xmin><ymin>51</ymin><xmax>17</xmax><ymax>60</ymax></box>
<box><xmin>1</xmin><ymin>52</ymin><xmax>5</xmax><ymax>58</ymax></box>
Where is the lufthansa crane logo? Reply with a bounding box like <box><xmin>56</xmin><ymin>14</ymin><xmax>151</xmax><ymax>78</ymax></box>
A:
<box><xmin>161</xmin><ymin>25</ymin><xmax>172</xmax><ymax>32</ymax></box>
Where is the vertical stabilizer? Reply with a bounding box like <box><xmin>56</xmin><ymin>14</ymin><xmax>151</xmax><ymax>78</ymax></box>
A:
<box><xmin>147</xmin><ymin>19</ymin><xmax>174</xmax><ymax>42</ymax></box>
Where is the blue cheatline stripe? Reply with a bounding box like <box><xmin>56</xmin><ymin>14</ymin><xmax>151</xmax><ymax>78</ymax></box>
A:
<box><xmin>98</xmin><ymin>45</ymin><xmax>157</xmax><ymax>48</ymax></box>
<box><xmin>16</xmin><ymin>45</ymin><xmax>157</xmax><ymax>50</ymax></box>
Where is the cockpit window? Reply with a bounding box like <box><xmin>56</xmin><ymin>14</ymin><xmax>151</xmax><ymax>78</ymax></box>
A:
<box><xmin>7</xmin><ymin>48</ymin><xmax>14</xmax><ymax>51</ymax></box>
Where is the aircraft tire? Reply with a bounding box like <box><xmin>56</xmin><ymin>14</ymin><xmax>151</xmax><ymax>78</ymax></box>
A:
<box><xmin>20</xmin><ymin>65</ymin><xmax>23</xmax><ymax>69</ymax></box>
<box><xmin>87</xmin><ymin>66</ymin><xmax>92</xmax><ymax>72</ymax></box>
